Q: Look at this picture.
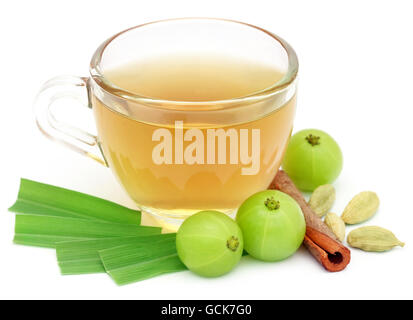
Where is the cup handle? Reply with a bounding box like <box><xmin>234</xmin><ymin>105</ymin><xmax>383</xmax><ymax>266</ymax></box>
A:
<box><xmin>34</xmin><ymin>75</ymin><xmax>108</xmax><ymax>166</ymax></box>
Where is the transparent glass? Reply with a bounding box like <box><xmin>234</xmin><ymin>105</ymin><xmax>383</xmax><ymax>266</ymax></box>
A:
<box><xmin>34</xmin><ymin>18</ymin><xmax>298</xmax><ymax>228</ymax></box>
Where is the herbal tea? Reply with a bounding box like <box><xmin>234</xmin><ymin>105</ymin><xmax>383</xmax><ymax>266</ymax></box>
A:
<box><xmin>93</xmin><ymin>56</ymin><xmax>296</xmax><ymax>218</ymax></box>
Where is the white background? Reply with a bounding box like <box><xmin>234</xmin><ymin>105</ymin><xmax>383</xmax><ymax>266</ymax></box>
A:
<box><xmin>1</xmin><ymin>0</ymin><xmax>412</xmax><ymax>300</ymax></box>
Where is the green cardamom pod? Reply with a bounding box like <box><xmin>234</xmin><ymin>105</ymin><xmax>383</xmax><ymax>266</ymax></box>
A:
<box><xmin>308</xmin><ymin>184</ymin><xmax>335</xmax><ymax>217</ymax></box>
<box><xmin>324</xmin><ymin>212</ymin><xmax>346</xmax><ymax>242</ymax></box>
<box><xmin>341</xmin><ymin>191</ymin><xmax>379</xmax><ymax>224</ymax></box>
<box><xmin>347</xmin><ymin>226</ymin><xmax>405</xmax><ymax>252</ymax></box>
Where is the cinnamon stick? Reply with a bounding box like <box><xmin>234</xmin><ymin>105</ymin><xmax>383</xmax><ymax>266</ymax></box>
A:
<box><xmin>269</xmin><ymin>170</ymin><xmax>351</xmax><ymax>272</ymax></box>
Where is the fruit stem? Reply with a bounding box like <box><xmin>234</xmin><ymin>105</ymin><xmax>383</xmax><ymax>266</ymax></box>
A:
<box><xmin>265</xmin><ymin>197</ymin><xmax>280</xmax><ymax>211</ymax></box>
<box><xmin>305</xmin><ymin>134</ymin><xmax>320</xmax><ymax>146</ymax></box>
<box><xmin>226</xmin><ymin>236</ymin><xmax>239</xmax><ymax>252</ymax></box>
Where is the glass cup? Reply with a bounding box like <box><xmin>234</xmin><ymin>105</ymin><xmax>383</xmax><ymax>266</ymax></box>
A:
<box><xmin>34</xmin><ymin>18</ymin><xmax>298</xmax><ymax>228</ymax></box>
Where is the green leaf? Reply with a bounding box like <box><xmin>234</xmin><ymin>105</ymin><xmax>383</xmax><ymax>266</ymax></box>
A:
<box><xmin>14</xmin><ymin>234</ymin><xmax>91</xmax><ymax>249</ymax></box>
<box><xmin>9</xmin><ymin>178</ymin><xmax>140</xmax><ymax>224</ymax></box>
<box><xmin>99</xmin><ymin>241</ymin><xmax>186</xmax><ymax>285</ymax></box>
<box><xmin>14</xmin><ymin>215</ymin><xmax>161</xmax><ymax>248</ymax></box>
<box><xmin>56</xmin><ymin>233</ymin><xmax>176</xmax><ymax>275</ymax></box>
<box><xmin>57</xmin><ymin>260</ymin><xmax>106</xmax><ymax>274</ymax></box>
<box><xmin>105</xmin><ymin>254</ymin><xmax>186</xmax><ymax>286</ymax></box>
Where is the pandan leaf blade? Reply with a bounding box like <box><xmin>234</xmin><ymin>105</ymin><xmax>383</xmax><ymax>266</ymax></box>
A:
<box><xmin>14</xmin><ymin>234</ymin><xmax>92</xmax><ymax>249</ymax></box>
<box><xmin>9</xmin><ymin>178</ymin><xmax>141</xmax><ymax>224</ymax></box>
<box><xmin>105</xmin><ymin>254</ymin><xmax>186</xmax><ymax>285</ymax></box>
<box><xmin>14</xmin><ymin>215</ymin><xmax>161</xmax><ymax>248</ymax></box>
<box><xmin>58</xmin><ymin>260</ymin><xmax>106</xmax><ymax>274</ymax></box>
<box><xmin>56</xmin><ymin>234</ymin><xmax>176</xmax><ymax>275</ymax></box>
<box><xmin>99</xmin><ymin>241</ymin><xmax>186</xmax><ymax>285</ymax></box>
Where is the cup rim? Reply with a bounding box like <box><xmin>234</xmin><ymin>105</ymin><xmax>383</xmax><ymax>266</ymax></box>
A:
<box><xmin>89</xmin><ymin>18</ymin><xmax>298</xmax><ymax>110</ymax></box>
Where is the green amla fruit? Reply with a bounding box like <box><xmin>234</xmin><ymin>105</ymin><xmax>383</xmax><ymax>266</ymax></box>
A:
<box><xmin>236</xmin><ymin>190</ymin><xmax>306</xmax><ymax>262</ymax></box>
<box><xmin>176</xmin><ymin>211</ymin><xmax>243</xmax><ymax>277</ymax></box>
<box><xmin>282</xmin><ymin>129</ymin><xmax>343</xmax><ymax>192</ymax></box>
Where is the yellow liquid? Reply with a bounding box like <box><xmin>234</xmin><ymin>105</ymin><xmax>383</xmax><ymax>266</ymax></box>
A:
<box><xmin>93</xmin><ymin>56</ymin><xmax>296</xmax><ymax>218</ymax></box>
